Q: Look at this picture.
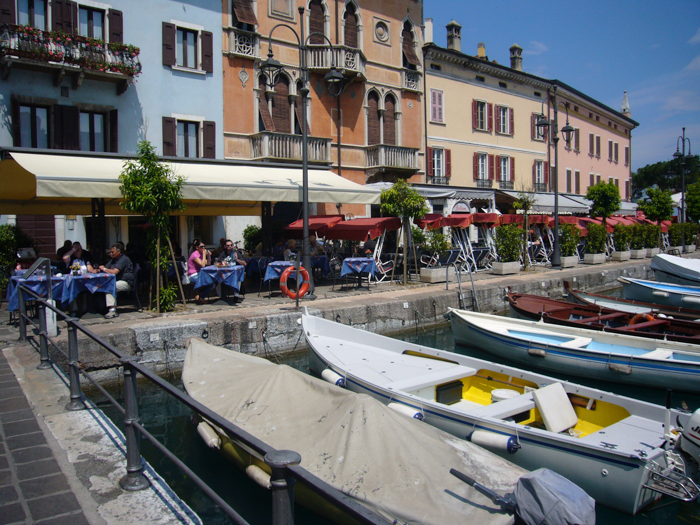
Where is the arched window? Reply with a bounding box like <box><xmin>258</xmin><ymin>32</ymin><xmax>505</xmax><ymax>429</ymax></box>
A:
<box><xmin>384</xmin><ymin>95</ymin><xmax>396</xmax><ymax>146</ymax></box>
<box><xmin>309</xmin><ymin>0</ymin><xmax>325</xmax><ymax>45</ymax></box>
<box><xmin>402</xmin><ymin>21</ymin><xmax>420</xmax><ymax>70</ymax></box>
<box><xmin>344</xmin><ymin>4</ymin><xmax>358</xmax><ymax>48</ymax></box>
<box><xmin>271</xmin><ymin>76</ymin><xmax>290</xmax><ymax>133</ymax></box>
<box><xmin>367</xmin><ymin>91</ymin><xmax>380</xmax><ymax>145</ymax></box>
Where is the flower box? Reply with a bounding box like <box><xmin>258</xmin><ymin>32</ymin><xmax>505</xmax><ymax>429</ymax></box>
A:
<box><xmin>491</xmin><ymin>261</ymin><xmax>520</xmax><ymax>275</ymax></box>
<box><xmin>611</xmin><ymin>250</ymin><xmax>631</xmax><ymax>262</ymax></box>
<box><xmin>646</xmin><ymin>248</ymin><xmax>660</xmax><ymax>258</ymax></box>
<box><xmin>584</xmin><ymin>253</ymin><xmax>606</xmax><ymax>265</ymax></box>
<box><xmin>420</xmin><ymin>266</ymin><xmax>457</xmax><ymax>283</ymax></box>
<box><xmin>686</xmin><ymin>244</ymin><xmax>696</xmax><ymax>253</ymax></box>
<box><xmin>630</xmin><ymin>249</ymin><xmax>646</xmax><ymax>259</ymax></box>
<box><xmin>559</xmin><ymin>255</ymin><xmax>579</xmax><ymax>268</ymax></box>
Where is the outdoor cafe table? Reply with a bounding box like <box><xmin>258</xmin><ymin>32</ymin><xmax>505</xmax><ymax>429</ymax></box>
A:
<box><xmin>7</xmin><ymin>274</ymin><xmax>66</xmax><ymax>312</ymax></box>
<box><xmin>195</xmin><ymin>265</ymin><xmax>245</xmax><ymax>297</ymax></box>
<box><xmin>62</xmin><ymin>273</ymin><xmax>117</xmax><ymax>308</ymax></box>
<box><xmin>263</xmin><ymin>261</ymin><xmax>294</xmax><ymax>283</ymax></box>
<box><xmin>336</xmin><ymin>257</ymin><xmax>378</xmax><ymax>289</ymax></box>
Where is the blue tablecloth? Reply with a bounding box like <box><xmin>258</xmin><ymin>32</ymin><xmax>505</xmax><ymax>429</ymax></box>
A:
<box><xmin>340</xmin><ymin>258</ymin><xmax>378</xmax><ymax>278</ymax></box>
<box><xmin>195</xmin><ymin>265</ymin><xmax>245</xmax><ymax>295</ymax></box>
<box><xmin>263</xmin><ymin>261</ymin><xmax>294</xmax><ymax>283</ymax></box>
<box><xmin>62</xmin><ymin>273</ymin><xmax>117</xmax><ymax>307</ymax></box>
<box><xmin>310</xmin><ymin>255</ymin><xmax>330</xmax><ymax>276</ymax></box>
<box><xmin>7</xmin><ymin>275</ymin><xmax>66</xmax><ymax>312</ymax></box>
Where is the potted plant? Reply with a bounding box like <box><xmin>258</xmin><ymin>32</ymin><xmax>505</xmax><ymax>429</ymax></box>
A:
<box><xmin>559</xmin><ymin>223</ymin><xmax>580</xmax><ymax>268</ymax></box>
<box><xmin>584</xmin><ymin>223</ymin><xmax>607</xmax><ymax>264</ymax></box>
<box><xmin>668</xmin><ymin>223</ymin><xmax>683</xmax><ymax>253</ymax></box>
<box><xmin>644</xmin><ymin>224</ymin><xmax>661</xmax><ymax>257</ymax></box>
<box><xmin>611</xmin><ymin>223</ymin><xmax>631</xmax><ymax>261</ymax></box>
<box><xmin>630</xmin><ymin>224</ymin><xmax>646</xmax><ymax>259</ymax></box>
<box><xmin>419</xmin><ymin>229</ymin><xmax>454</xmax><ymax>282</ymax></box>
<box><xmin>492</xmin><ymin>224</ymin><xmax>523</xmax><ymax>275</ymax></box>
<box><xmin>684</xmin><ymin>222</ymin><xmax>698</xmax><ymax>252</ymax></box>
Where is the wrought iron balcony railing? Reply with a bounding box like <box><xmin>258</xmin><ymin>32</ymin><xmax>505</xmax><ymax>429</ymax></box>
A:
<box><xmin>0</xmin><ymin>25</ymin><xmax>141</xmax><ymax>91</ymax></box>
<box><xmin>534</xmin><ymin>182</ymin><xmax>549</xmax><ymax>192</ymax></box>
<box><xmin>498</xmin><ymin>180</ymin><xmax>514</xmax><ymax>190</ymax></box>
<box><xmin>307</xmin><ymin>45</ymin><xmax>366</xmax><ymax>79</ymax></box>
<box><xmin>428</xmin><ymin>176</ymin><xmax>449</xmax><ymax>185</ymax></box>
<box><xmin>366</xmin><ymin>145</ymin><xmax>419</xmax><ymax>171</ymax></box>
<box><xmin>476</xmin><ymin>179</ymin><xmax>493</xmax><ymax>188</ymax></box>
<box><xmin>224</xmin><ymin>27</ymin><xmax>258</xmax><ymax>58</ymax></box>
<box><xmin>250</xmin><ymin>132</ymin><xmax>332</xmax><ymax>163</ymax></box>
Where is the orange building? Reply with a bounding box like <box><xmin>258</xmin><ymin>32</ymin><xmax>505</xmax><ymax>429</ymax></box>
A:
<box><xmin>222</xmin><ymin>0</ymin><xmax>423</xmax><ymax>218</ymax></box>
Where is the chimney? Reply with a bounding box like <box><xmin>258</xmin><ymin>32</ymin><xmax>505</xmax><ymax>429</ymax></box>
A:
<box><xmin>509</xmin><ymin>44</ymin><xmax>523</xmax><ymax>71</ymax></box>
<box><xmin>446</xmin><ymin>20</ymin><xmax>461</xmax><ymax>52</ymax></box>
<box><xmin>477</xmin><ymin>42</ymin><xmax>486</xmax><ymax>58</ymax></box>
<box><xmin>424</xmin><ymin>18</ymin><xmax>433</xmax><ymax>44</ymax></box>
<box><xmin>621</xmin><ymin>91</ymin><xmax>631</xmax><ymax>117</ymax></box>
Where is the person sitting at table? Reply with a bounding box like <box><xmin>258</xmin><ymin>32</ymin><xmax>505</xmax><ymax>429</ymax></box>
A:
<box><xmin>97</xmin><ymin>243</ymin><xmax>134</xmax><ymax>319</ymax></box>
<box><xmin>309</xmin><ymin>235</ymin><xmax>324</xmax><ymax>255</ymax></box>
<box><xmin>62</xmin><ymin>242</ymin><xmax>94</xmax><ymax>273</ymax></box>
<box><xmin>362</xmin><ymin>237</ymin><xmax>377</xmax><ymax>257</ymax></box>
<box><xmin>283</xmin><ymin>239</ymin><xmax>297</xmax><ymax>261</ymax></box>
<box><xmin>211</xmin><ymin>237</ymin><xmax>226</xmax><ymax>260</ymax></box>
<box><xmin>215</xmin><ymin>240</ymin><xmax>247</xmax><ymax>267</ymax></box>
<box><xmin>188</xmin><ymin>238</ymin><xmax>211</xmax><ymax>305</ymax></box>
<box><xmin>57</xmin><ymin>240</ymin><xmax>72</xmax><ymax>260</ymax></box>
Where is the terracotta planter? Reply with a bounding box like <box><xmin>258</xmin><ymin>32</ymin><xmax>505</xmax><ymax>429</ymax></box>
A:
<box><xmin>630</xmin><ymin>249</ymin><xmax>646</xmax><ymax>259</ymax></box>
<box><xmin>611</xmin><ymin>250</ymin><xmax>631</xmax><ymax>262</ymax></box>
<box><xmin>584</xmin><ymin>253</ymin><xmax>606</xmax><ymax>265</ymax></box>
<box><xmin>491</xmin><ymin>261</ymin><xmax>520</xmax><ymax>275</ymax></box>
<box><xmin>560</xmin><ymin>255</ymin><xmax>578</xmax><ymax>268</ymax></box>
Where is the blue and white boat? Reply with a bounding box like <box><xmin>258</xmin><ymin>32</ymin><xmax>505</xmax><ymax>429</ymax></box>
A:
<box><xmin>619</xmin><ymin>276</ymin><xmax>700</xmax><ymax>311</ymax></box>
<box><xmin>651</xmin><ymin>254</ymin><xmax>700</xmax><ymax>286</ymax></box>
<box><xmin>302</xmin><ymin>310</ymin><xmax>700</xmax><ymax>515</ymax></box>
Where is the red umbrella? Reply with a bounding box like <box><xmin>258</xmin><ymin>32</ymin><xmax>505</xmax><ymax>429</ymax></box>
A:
<box><xmin>323</xmin><ymin>217</ymin><xmax>402</xmax><ymax>242</ymax></box>
<box><xmin>285</xmin><ymin>215</ymin><xmax>344</xmax><ymax>239</ymax></box>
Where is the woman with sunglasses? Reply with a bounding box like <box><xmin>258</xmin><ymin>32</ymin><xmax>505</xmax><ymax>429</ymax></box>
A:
<box><xmin>188</xmin><ymin>238</ymin><xmax>211</xmax><ymax>304</ymax></box>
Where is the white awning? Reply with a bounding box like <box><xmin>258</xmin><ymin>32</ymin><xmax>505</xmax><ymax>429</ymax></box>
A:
<box><xmin>0</xmin><ymin>151</ymin><xmax>380</xmax><ymax>214</ymax></box>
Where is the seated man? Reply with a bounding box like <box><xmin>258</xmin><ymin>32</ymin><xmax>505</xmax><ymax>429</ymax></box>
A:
<box><xmin>62</xmin><ymin>242</ymin><xmax>94</xmax><ymax>272</ymax></box>
<box><xmin>215</xmin><ymin>240</ymin><xmax>247</xmax><ymax>300</ymax></box>
<box><xmin>97</xmin><ymin>243</ymin><xmax>135</xmax><ymax>319</ymax></box>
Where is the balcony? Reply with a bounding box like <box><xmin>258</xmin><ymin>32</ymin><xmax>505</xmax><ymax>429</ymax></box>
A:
<box><xmin>476</xmin><ymin>179</ymin><xmax>493</xmax><ymax>188</ymax></box>
<box><xmin>498</xmin><ymin>180</ymin><xmax>514</xmax><ymax>190</ymax></box>
<box><xmin>534</xmin><ymin>183</ymin><xmax>549</xmax><ymax>192</ymax></box>
<box><xmin>0</xmin><ymin>25</ymin><xmax>141</xmax><ymax>94</ymax></box>
<box><xmin>402</xmin><ymin>68</ymin><xmax>421</xmax><ymax>92</ymax></box>
<box><xmin>307</xmin><ymin>45</ymin><xmax>366</xmax><ymax>80</ymax></box>
<box><xmin>428</xmin><ymin>176</ymin><xmax>449</xmax><ymax>186</ymax></box>
<box><xmin>250</xmin><ymin>132</ymin><xmax>332</xmax><ymax>163</ymax></box>
<box><xmin>224</xmin><ymin>27</ymin><xmax>258</xmax><ymax>59</ymax></box>
<box><xmin>366</xmin><ymin>145</ymin><xmax>419</xmax><ymax>172</ymax></box>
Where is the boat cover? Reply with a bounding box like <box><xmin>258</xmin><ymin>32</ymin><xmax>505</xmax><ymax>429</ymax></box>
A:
<box><xmin>183</xmin><ymin>338</ymin><xmax>523</xmax><ymax>525</ymax></box>
<box><xmin>514</xmin><ymin>469</ymin><xmax>595</xmax><ymax>525</ymax></box>
<box><xmin>651</xmin><ymin>254</ymin><xmax>700</xmax><ymax>285</ymax></box>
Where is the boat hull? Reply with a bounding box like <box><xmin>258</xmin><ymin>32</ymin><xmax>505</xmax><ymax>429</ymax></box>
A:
<box><xmin>620</xmin><ymin>277</ymin><xmax>700</xmax><ymax>311</ymax></box>
<box><xmin>302</xmin><ymin>313</ymin><xmax>684</xmax><ymax>515</ymax></box>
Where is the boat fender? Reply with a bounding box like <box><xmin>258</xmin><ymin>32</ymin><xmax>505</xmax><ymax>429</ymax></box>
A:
<box><xmin>388</xmin><ymin>402</ymin><xmax>425</xmax><ymax>421</ymax></box>
<box><xmin>321</xmin><ymin>369</ymin><xmax>346</xmax><ymax>388</ymax></box>
<box><xmin>528</xmin><ymin>348</ymin><xmax>547</xmax><ymax>358</ymax></box>
<box><xmin>279</xmin><ymin>266</ymin><xmax>310</xmax><ymax>300</ymax></box>
<box><xmin>246</xmin><ymin>465</ymin><xmax>271</xmax><ymax>489</ymax></box>
<box><xmin>630</xmin><ymin>313</ymin><xmax>654</xmax><ymax>325</ymax></box>
<box><xmin>196</xmin><ymin>421</ymin><xmax>221</xmax><ymax>449</ymax></box>
<box><xmin>469</xmin><ymin>430</ymin><xmax>521</xmax><ymax>454</ymax></box>
<box><xmin>608</xmin><ymin>363</ymin><xmax>632</xmax><ymax>375</ymax></box>
<box><xmin>653</xmin><ymin>290</ymin><xmax>671</xmax><ymax>298</ymax></box>
<box><xmin>681</xmin><ymin>295</ymin><xmax>700</xmax><ymax>305</ymax></box>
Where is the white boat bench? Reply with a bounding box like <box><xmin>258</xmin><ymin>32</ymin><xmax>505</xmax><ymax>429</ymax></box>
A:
<box><xmin>579</xmin><ymin>415</ymin><xmax>665</xmax><ymax>449</ymax></box>
<box><xmin>467</xmin><ymin>392</ymin><xmax>536</xmax><ymax>420</ymax></box>
<box><xmin>388</xmin><ymin>365</ymin><xmax>477</xmax><ymax>393</ymax></box>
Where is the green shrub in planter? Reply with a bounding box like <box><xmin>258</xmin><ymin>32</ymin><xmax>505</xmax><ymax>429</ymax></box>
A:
<box><xmin>668</xmin><ymin>223</ymin><xmax>683</xmax><ymax>247</ymax></box>
<box><xmin>494</xmin><ymin>224</ymin><xmax>524</xmax><ymax>263</ymax></box>
<box><xmin>612</xmin><ymin>224</ymin><xmax>632</xmax><ymax>251</ymax></box>
<box><xmin>0</xmin><ymin>224</ymin><xmax>34</xmax><ymax>294</ymax></box>
<box><xmin>684</xmin><ymin>222</ymin><xmax>698</xmax><ymax>244</ymax></box>
<box><xmin>412</xmin><ymin>226</ymin><xmax>427</xmax><ymax>247</ymax></box>
<box><xmin>586</xmin><ymin>223</ymin><xmax>607</xmax><ymax>254</ymax></box>
<box><xmin>560</xmin><ymin>224</ymin><xmax>581</xmax><ymax>257</ymax></box>
<box><xmin>424</xmin><ymin>229</ymin><xmax>450</xmax><ymax>258</ymax></box>
<box><xmin>630</xmin><ymin>224</ymin><xmax>645</xmax><ymax>250</ymax></box>
<box><xmin>643</xmin><ymin>224</ymin><xmax>661</xmax><ymax>248</ymax></box>
<box><xmin>243</xmin><ymin>225</ymin><xmax>262</xmax><ymax>252</ymax></box>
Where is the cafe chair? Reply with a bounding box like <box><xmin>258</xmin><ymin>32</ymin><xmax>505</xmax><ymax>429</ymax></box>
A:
<box><xmin>257</xmin><ymin>257</ymin><xmax>271</xmax><ymax>297</ymax></box>
<box><xmin>118</xmin><ymin>264</ymin><xmax>143</xmax><ymax>311</ymax></box>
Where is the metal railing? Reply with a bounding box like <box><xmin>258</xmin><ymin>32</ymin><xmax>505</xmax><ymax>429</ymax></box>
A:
<box><xmin>533</xmin><ymin>182</ymin><xmax>548</xmax><ymax>192</ymax></box>
<box><xmin>428</xmin><ymin>176</ymin><xmax>449</xmax><ymax>185</ymax></box>
<box><xmin>14</xmin><ymin>258</ymin><xmax>388</xmax><ymax>525</ymax></box>
<box><xmin>250</xmin><ymin>132</ymin><xmax>332</xmax><ymax>163</ymax></box>
<box><xmin>0</xmin><ymin>24</ymin><xmax>142</xmax><ymax>77</ymax></box>
<box><xmin>498</xmin><ymin>180</ymin><xmax>514</xmax><ymax>190</ymax></box>
<box><xmin>224</xmin><ymin>27</ymin><xmax>259</xmax><ymax>58</ymax></box>
<box><xmin>476</xmin><ymin>179</ymin><xmax>493</xmax><ymax>188</ymax></box>
<box><xmin>366</xmin><ymin>145</ymin><xmax>419</xmax><ymax>170</ymax></box>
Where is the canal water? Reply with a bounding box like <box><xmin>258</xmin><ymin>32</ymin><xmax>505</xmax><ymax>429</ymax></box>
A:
<box><xmin>89</xmin><ymin>321</ymin><xmax>700</xmax><ymax>525</ymax></box>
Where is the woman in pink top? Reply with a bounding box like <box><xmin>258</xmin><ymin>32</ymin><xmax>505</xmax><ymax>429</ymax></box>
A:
<box><xmin>188</xmin><ymin>238</ymin><xmax>210</xmax><ymax>304</ymax></box>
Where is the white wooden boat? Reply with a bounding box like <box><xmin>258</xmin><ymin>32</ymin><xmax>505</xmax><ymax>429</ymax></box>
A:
<box><xmin>651</xmin><ymin>254</ymin><xmax>700</xmax><ymax>286</ymax></box>
<box><xmin>449</xmin><ymin>308</ymin><xmax>700</xmax><ymax>392</ymax></box>
<box><xmin>619</xmin><ymin>276</ymin><xmax>700</xmax><ymax>311</ymax></box>
<box><xmin>302</xmin><ymin>310</ymin><xmax>700</xmax><ymax>515</ymax></box>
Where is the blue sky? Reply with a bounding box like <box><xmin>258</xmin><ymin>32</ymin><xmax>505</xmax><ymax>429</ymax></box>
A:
<box><xmin>424</xmin><ymin>0</ymin><xmax>700</xmax><ymax>172</ymax></box>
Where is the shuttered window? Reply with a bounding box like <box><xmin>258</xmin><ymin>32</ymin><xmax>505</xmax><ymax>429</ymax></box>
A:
<box><xmin>52</xmin><ymin>0</ymin><xmax>76</xmax><ymax>34</ymax></box>
<box><xmin>566</xmin><ymin>169</ymin><xmax>572</xmax><ymax>193</ymax></box>
<box><xmin>108</xmin><ymin>9</ymin><xmax>123</xmax><ymax>43</ymax></box>
<box><xmin>574</xmin><ymin>128</ymin><xmax>580</xmax><ymax>151</ymax></box>
<box><xmin>0</xmin><ymin>0</ymin><xmax>16</xmax><ymax>26</ymax></box>
<box><xmin>595</xmin><ymin>135</ymin><xmax>601</xmax><ymax>157</ymax></box>
<box><xmin>203</xmin><ymin>121</ymin><xmax>216</xmax><ymax>159</ymax></box>
<box><xmin>231</xmin><ymin>0</ymin><xmax>258</xmax><ymax>26</ymax></box>
<box><xmin>258</xmin><ymin>95</ymin><xmax>275</xmax><ymax>132</ymax></box>
<box><xmin>344</xmin><ymin>4</ymin><xmax>358</xmax><ymax>48</ymax></box>
<box><xmin>589</xmin><ymin>133</ymin><xmax>594</xmax><ymax>155</ymax></box>
<box><xmin>445</xmin><ymin>149</ymin><xmax>452</xmax><ymax>177</ymax></box>
<box><xmin>162</xmin><ymin>22</ymin><xmax>176</xmax><ymax>66</ymax></box>
<box><xmin>164</xmin><ymin>23</ymin><xmax>213</xmax><ymax>73</ymax></box>
<box><xmin>624</xmin><ymin>146</ymin><xmax>629</xmax><ymax>166</ymax></box>
<box><xmin>367</xmin><ymin>92</ymin><xmax>380</xmax><ymax>145</ymax></box>
<box><xmin>575</xmin><ymin>171</ymin><xmax>580</xmax><ymax>194</ymax></box>
<box><xmin>162</xmin><ymin>117</ymin><xmax>176</xmax><ymax>156</ymax></box>
<box><xmin>53</xmin><ymin>104</ymin><xmax>80</xmax><ymax>150</ymax></box>
<box><xmin>402</xmin><ymin>21</ymin><xmax>420</xmax><ymax>68</ymax></box>
<box><xmin>384</xmin><ymin>95</ymin><xmax>396</xmax><ymax>146</ymax></box>
<box><xmin>614</xmin><ymin>142</ymin><xmax>619</xmax><ymax>163</ymax></box>
<box><xmin>430</xmin><ymin>89</ymin><xmax>443</xmax><ymax>123</ymax></box>
<box><xmin>309</xmin><ymin>0</ymin><xmax>324</xmax><ymax>44</ymax></box>
<box><xmin>271</xmin><ymin>77</ymin><xmax>290</xmax><ymax>133</ymax></box>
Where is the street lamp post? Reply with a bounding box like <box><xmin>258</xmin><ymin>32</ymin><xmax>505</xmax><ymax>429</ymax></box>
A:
<box><xmin>673</xmin><ymin>127</ymin><xmax>692</xmax><ymax>252</ymax></box>
<box><xmin>535</xmin><ymin>86</ymin><xmax>575</xmax><ymax>268</ymax></box>
<box><xmin>260</xmin><ymin>7</ymin><xmax>345</xmax><ymax>302</ymax></box>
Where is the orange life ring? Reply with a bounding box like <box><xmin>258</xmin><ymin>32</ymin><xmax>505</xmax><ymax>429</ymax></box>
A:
<box><xmin>630</xmin><ymin>313</ymin><xmax>654</xmax><ymax>325</ymax></box>
<box><xmin>279</xmin><ymin>265</ymin><xmax>310</xmax><ymax>300</ymax></box>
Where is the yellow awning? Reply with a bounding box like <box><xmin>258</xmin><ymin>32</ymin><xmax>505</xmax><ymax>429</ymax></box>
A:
<box><xmin>0</xmin><ymin>151</ymin><xmax>381</xmax><ymax>215</ymax></box>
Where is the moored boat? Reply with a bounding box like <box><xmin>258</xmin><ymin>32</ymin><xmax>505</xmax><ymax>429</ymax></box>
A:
<box><xmin>619</xmin><ymin>276</ymin><xmax>700</xmax><ymax>311</ymax></box>
<box><xmin>651</xmin><ymin>254</ymin><xmax>700</xmax><ymax>286</ymax></box>
<box><xmin>508</xmin><ymin>290</ymin><xmax>700</xmax><ymax>344</ymax></box>
<box><xmin>564</xmin><ymin>280</ymin><xmax>700</xmax><ymax>321</ymax></box>
<box><xmin>183</xmin><ymin>337</ymin><xmax>581</xmax><ymax>525</ymax></box>
<box><xmin>303</xmin><ymin>310</ymin><xmax>700</xmax><ymax>515</ymax></box>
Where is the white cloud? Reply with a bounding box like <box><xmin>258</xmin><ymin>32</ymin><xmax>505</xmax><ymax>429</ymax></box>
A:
<box><xmin>685</xmin><ymin>54</ymin><xmax>700</xmax><ymax>71</ymax></box>
<box><xmin>523</xmin><ymin>41</ymin><xmax>548</xmax><ymax>56</ymax></box>
<box><xmin>689</xmin><ymin>27</ymin><xmax>700</xmax><ymax>44</ymax></box>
